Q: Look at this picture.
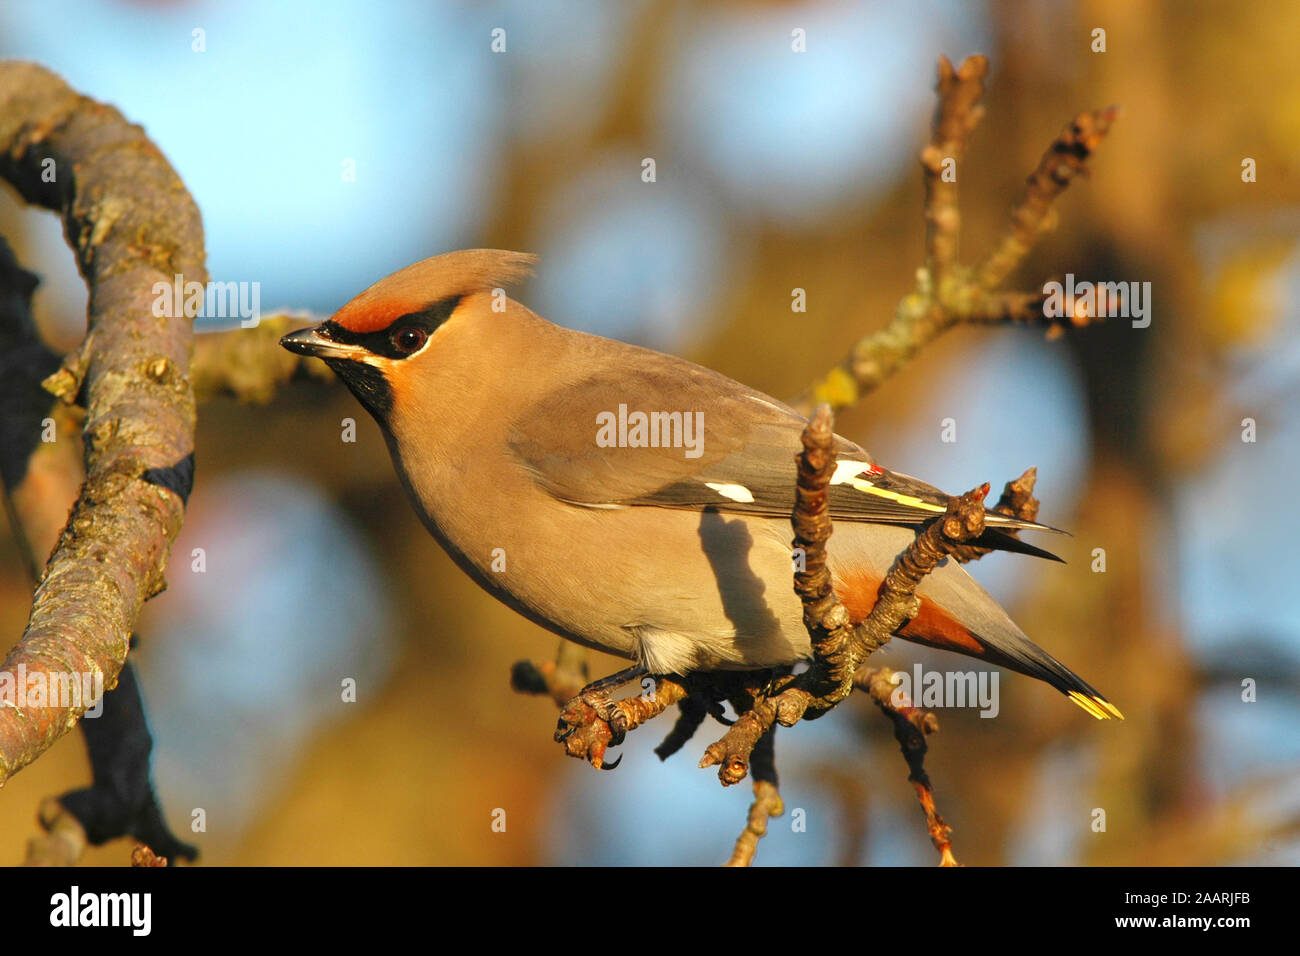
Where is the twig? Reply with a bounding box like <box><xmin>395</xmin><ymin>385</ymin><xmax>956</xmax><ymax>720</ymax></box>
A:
<box><xmin>855</xmin><ymin>666</ymin><xmax>957</xmax><ymax>866</ymax></box>
<box><xmin>0</xmin><ymin>61</ymin><xmax>203</xmax><ymax>784</ymax></box>
<box><xmin>723</xmin><ymin>727</ymin><xmax>782</xmax><ymax>867</ymax></box>
<box><xmin>974</xmin><ymin>106</ymin><xmax>1122</xmax><ymax>291</ymax></box>
<box><xmin>130</xmin><ymin>844</ymin><xmax>167</xmax><ymax>867</ymax></box>
<box><xmin>947</xmin><ymin>466</ymin><xmax>1040</xmax><ymax>564</ymax></box>
<box><xmin>793</xmin><ymin>56</ymin><xmax>1117</xmax><ymax>416</ymax></box>
<box><xmin>698</xmin><ymin>405</ymin><xmax>991</xmax><ymax>786</ymax></box>
<box><xmin>23</xmin><ymin>798</ymin><xmax>87</xmax><ymax>867</ymax></box>
<box><xmin>921</xmin><ymin>54</ymin><xmax>987</xmax><ymax>290</ymax></box>
<box><xmin>510</xmin><ymin>640</ymin><xmax>591</xmax><ymax>706</ymax></box>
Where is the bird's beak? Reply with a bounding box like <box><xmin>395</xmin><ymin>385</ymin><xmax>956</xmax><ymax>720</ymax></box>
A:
<box><xmin>279</xmin><ymin>325</ymin><xmax>367</xmax><ymax>360</ymax></box>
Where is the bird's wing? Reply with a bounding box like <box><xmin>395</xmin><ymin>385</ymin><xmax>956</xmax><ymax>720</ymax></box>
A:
<box><xmin>505</xmin><ymin>348</ymin><xmax>1058</xmax><ymax>546</ymax></box>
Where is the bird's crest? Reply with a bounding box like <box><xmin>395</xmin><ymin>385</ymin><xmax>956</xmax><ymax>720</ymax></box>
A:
<box><xmin>331</xmin><ymin>249</ymin><xmax>537</xmax><ymax>333</ymax></box>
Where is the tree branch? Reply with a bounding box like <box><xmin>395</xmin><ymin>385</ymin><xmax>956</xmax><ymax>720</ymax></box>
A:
<box><xmin>190</xmin><ymin>312</ymin><xmax>328</xmax><ymax>404</ymax></box>
<box><xmin>0</xmin><ymin>61</ymin><xmax>204</xmax><ymax>784</ymax></box>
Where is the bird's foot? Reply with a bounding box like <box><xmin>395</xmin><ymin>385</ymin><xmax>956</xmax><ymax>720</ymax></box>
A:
<box><xmin>554</xmin><ymin>671</ymin><xmax>688</xmax><ymax>770</ymax></box>
<box><xmin>555</xmin><ymin>691</ymin><xmax>629</xmax><ymax>769</ymax></box>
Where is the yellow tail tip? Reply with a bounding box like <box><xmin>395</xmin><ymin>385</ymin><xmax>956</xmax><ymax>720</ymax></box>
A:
<box><xmin>1068</xmin><ymin>691</ymin><xmax>1125</xmax><ymax>720</ymax></box>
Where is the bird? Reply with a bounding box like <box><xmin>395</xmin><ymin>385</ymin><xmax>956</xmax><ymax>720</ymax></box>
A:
<box><xmin>280</xmin><ymin>248</ymin><xmax>1121</xmax><ymax>722</ymax></box>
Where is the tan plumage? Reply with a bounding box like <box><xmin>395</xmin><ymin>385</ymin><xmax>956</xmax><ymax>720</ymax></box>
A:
<box><xmin>281</xmin><ymin>249</ymin><xmax>1121</xmax><ymax>719</ymax></box>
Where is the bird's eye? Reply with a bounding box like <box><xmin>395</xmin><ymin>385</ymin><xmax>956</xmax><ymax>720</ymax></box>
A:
<box><xmin>391</xmin><ymin>326</ymin><xmax>427</xmax><ymax>354</ymax></box>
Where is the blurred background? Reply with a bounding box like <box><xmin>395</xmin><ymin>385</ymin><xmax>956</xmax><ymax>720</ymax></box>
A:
<box><xmin>1</xmin><ymin>0</ymin><xmax>1298</xmax><ymax>865</ymax></box>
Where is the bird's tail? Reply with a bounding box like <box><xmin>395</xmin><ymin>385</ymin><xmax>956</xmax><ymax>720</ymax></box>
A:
<box><xmin>899</xmin><ymin>562</ymin><xmax>1122</xmax><ymax>719</ymax></box>
<box><xmin>833</xmin><ymin>565</ymin><xmax>1121</xmax><ymax>720</ymax></box>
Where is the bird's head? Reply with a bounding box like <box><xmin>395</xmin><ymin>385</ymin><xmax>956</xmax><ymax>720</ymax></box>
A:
<box><xmin>279</xmin><ymin>249</ymin><xmax>536</xmax><ymax>421</ymax></box>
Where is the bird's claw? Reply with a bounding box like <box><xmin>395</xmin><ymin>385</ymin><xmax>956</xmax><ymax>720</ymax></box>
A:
<box><xmin>555</xmin><ymin>692</ymin><xmax>627</xmax><ymax>770</ymax></box>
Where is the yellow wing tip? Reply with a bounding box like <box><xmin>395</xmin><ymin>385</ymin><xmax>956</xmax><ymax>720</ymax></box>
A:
<box><xmin>1067</xmin><ymin>691</ymin><xmax>1125</xmax><ymax>720</ymax></box>
<box><xmin>1099</xmin><ymin>698</ymin><xmax>1126</xmax><ymax>720</ymax></box>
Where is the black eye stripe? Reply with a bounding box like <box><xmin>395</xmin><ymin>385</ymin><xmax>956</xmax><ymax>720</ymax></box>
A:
<box><xmin>323</xmin><ymin>294</ymin><xmax>461</xmax><ymax>360</ymax></box>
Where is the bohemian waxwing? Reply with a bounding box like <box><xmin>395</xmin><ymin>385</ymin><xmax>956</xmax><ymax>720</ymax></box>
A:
<box><xmin>281</xmin><ymin>249</ymin><xmax>1121</xmax><ymax>720</ymax></box>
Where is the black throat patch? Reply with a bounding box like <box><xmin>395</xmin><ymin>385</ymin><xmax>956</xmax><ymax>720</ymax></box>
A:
<box><xmin>323</xmin><ymin>358</ymin><xmax>394</xmax><ymax>420</ymax></box>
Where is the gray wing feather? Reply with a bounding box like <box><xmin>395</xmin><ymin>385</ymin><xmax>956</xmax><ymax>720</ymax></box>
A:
<box><xmin>506</xmin><ymin>344</ymin><xmax>1058</xmax><ymax>538</ymax></box>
